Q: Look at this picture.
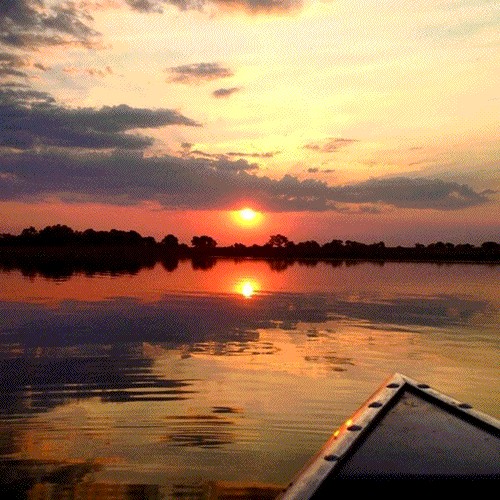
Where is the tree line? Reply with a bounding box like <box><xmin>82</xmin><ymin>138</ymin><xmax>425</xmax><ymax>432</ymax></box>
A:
<box><xmin>0</xmin><ymin>224</ymin><xmax>499</xmax><ymax>263</ymax></box>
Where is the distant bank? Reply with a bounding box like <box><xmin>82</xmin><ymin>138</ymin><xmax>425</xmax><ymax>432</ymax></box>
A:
<box><xmin>0</xmin><ymin>225</ymin><xmax>498</xmax><ymax>277</ymax></box>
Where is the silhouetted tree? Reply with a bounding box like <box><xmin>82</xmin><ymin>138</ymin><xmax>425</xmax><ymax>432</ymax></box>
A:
<box><xmin>162</xmin><ymin>234</ymin><xmax>179</xmax><ymax>247</ymax></box>
<box><xmin>38</xmin><ymin>225</ymin><xmax>76</xmax><ymax>245</ymax></box>
<box><xmin>20</xmin><ymin>226</ymin><xmax>38</xmax><ymax>243</ymax></box>
<box><xmin>295</xmin><ymin>240</ymin><xmax>321</xmax><ymax>256</ymax></box>
<box><xmin>191</xmin><ymin>235</ymin><xmax>217</xmax><ymax>249</ymax></box>
<box><xmin>322</xmin><ymin>239</ymin><xmax>344</xmax><ymax>257</ymax></box>
<box><xmin>267</xmin><ymin>234</ymin><xmax>289</xmax><ymax>248</ymax></box>
<box><xmin>481</xmin><ymin>241</ymin><xmax>499</xmax><ymax>251</ymax></box>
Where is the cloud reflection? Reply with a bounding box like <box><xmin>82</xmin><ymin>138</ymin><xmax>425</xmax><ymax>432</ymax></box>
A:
<box><xmin>0</xmin><ymin>290</ymin><xmax>493</xmax><ymax>414</ymax></box>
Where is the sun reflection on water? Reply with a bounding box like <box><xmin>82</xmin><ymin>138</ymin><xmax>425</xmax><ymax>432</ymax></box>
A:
<box><xmin>235</xmin><ymin>278</ymin><xmax>260</xmax><ymax>299</ymax></box>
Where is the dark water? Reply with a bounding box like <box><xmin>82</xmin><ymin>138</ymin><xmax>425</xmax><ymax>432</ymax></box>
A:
<box><xmin>0</xmin><ymin>259</ymin><xmax>498</xmax><ymax>498</ymax></box>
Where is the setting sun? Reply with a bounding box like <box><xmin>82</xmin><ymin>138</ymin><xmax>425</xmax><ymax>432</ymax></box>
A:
<box><xmin>240</xmin><ymin>208</ymin><xmax>257</xmax><ymax>221</ymax></box>
<box><xmin>231</xmin><ymin>208</ymin><xmax>263</xmax><ymax>228</ymax></box>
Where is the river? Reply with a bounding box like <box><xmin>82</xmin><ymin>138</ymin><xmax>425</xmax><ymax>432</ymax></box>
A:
<box><xmin>1</xmin><ymin>259</ymin><xmax>498</xmax><ymax>498</ymax></box>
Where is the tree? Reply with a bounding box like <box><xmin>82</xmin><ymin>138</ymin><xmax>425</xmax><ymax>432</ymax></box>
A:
<box><xmin>19</xmin><ymin>226</ymin><xmax>38</xmax><ymax>244</ymax></box>
<box><xmin>481</xmin><ymin>241</ymin><xmax>499</xmax><ymax>251</ymax></box>
<box><xmin>38</xmin><ymin>224</ymin><xmax>76</xmax><ymax>245</ymax></box>
<box><xmin>162</xmin><ymin>234</ymin><xmax>179</xmax><ymax>247</ymax></box>
<box><xmin>191</xmin><ymin>235</ymin><xmax>217</xmax><ymax>249</ymax></box>
<box><xmin>267</xmin><ymin>234</ymin><xmax>289</xmax><ymax>248</ymax></box>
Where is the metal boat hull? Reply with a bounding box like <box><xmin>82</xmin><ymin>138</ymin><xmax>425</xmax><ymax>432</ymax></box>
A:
<box><xmin>277</xmin><ymin>373</ymin><xmax>500</xmax><ymax>498</ymax></box>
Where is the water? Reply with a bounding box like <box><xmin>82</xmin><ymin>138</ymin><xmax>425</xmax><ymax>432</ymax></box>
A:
<box><xmin>1</xmin><ymin>259</ymin><xmax>498</xmax><ymax>498</ymax></box>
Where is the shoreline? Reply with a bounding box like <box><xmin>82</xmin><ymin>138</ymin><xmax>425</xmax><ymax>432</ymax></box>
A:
<box><xmin>0</xmin><ymin>246</ymin><xmax>498</xmax><ymax>281</ymax></box>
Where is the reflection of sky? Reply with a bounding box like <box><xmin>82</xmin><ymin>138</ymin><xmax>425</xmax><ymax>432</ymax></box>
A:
<box><xmin>0</xmin><ymin>292</ymin><xmax>494</xmax><ymax>348</ymax></box>
<box><xmin>2</xmin><ymin>260</ymin><xmax>499</xmax><ymax>305</ymax></box>
<box><xmin>1</xmin><ymin>263</ymin><xmax>499</xmax><ymax>496</ymax></box>
<box><xmin>0</xmin><ymin>289</ymin><xmax>495</xmax><ymax>418</ymax></box>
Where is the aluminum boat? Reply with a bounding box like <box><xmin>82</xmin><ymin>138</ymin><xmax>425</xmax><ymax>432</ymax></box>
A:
<box><xmin>277</xmin><ymin>373</ymin><xmax>500</xmax><ymax>498</ymax></box>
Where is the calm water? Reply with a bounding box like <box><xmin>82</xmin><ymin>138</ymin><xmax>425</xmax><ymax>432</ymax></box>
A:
<box><xmin>1</xmin><ymin>259</ymin><xmax>499</xmax><ymax>498</ymax></box>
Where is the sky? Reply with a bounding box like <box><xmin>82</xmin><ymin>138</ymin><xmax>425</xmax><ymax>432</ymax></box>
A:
<box><xmin>0</xmin><ymin>0</ymin><xmax>498</xmax><ymax>246</ymax></box>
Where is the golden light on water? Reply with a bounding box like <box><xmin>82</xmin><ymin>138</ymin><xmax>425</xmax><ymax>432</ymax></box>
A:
<box><xmin>241</xmin><ymin>282</ymin><xmax>254</xmax><ymax>298</ymax></box>
<box><xmin>235</xmin><ymin>278</ymin><xmax>260</xmax><ymax>299</ymax></box>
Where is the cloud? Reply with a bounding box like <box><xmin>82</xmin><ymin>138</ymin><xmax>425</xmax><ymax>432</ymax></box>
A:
<box><xmin>0</xmin><ymin>51</ymin><xmax>29</xmax><ymax>78</ymax></box>
<box><xmin>0</xmin><ymin>67</ymin><xmax>28</xmax><ymax>78</ymax></box>
<box><xmin>166</xmin><ymin>63</ymin><xmax>233</xmax><ymax>84</ymax></box>
<box><xmin>124</xmin><ymin>0</ymin><xmax>303</xmax><ymax>15</ymax></box>
<box><xmin>0</xmin><ymin>85</ymin><xmax>201</xmax><ymax>149</ymax></box>
<box><xmin>211</xmin><ymin>0</ymin><xmax>303</xmax><ymax>15</ymax></box>
<box><xmin>225</xmin><ymin>150</ymin><xmax>279</xmax><ymax>158</ymax></box>
<box><xmin>125</xmin><ymin>0</ymin><xmax>167</xmax><ymax>12</ymax></box>
<box><xmin>181</xmin><ymin>143</ymin><xmax>277</xmax><ymax>161</ymax></box>
<box><xmin>0</xmin><ymin>0</ymin><xmax>302</xmax><ymax>53</ymax></box>
<box><xmin>331</xmin><ymin>177</ymin><xmax>489</xmax><ymax>210</ymax></box>
<box><xmin>0</xmin><ymin>51</ymin><xmax>51</xmax><ymax>79</ymax></box>
<box><xmin>304</xmin><ymin>137</ymin><xmax>359</xmax><ymax>153</ymax></box>
<box><xmin>33</xmin><ymin>62</ymin><xmax>49</xmax><ymax>71</ymax></box>
<box><xmin>0</xmin><ymin>149</ymin><xmax>491</xmax><ymax>211</ymax></box>
<box><xmin>63</xmin><ymin>65</ymin><xmax>114</xmax><ymax>77</ymax></box>
<box><xmin>212</xmin><ymin>87</ymin><xmax>242</xmax><ymax>98</ymax></box>
<box><xmin>0</xmin><ymin>0</ymin><xmax>100</xmax><ymax>49</ymax></box>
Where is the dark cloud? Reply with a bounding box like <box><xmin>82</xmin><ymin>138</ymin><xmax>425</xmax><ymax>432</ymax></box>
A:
<box><xmin>0</xmin><ymin>86</ymin><xmax>200</xmax><ymax>149</ymax></box>
<box><xmin>212</xmin><ymin>87</ymin><xmax>241</xmax><ymax>98</ymax></box>
<box><xmin>0</xmin><ymin>81</ymin><xmax>30</xmax><ymax>87</ymax></box>
<box><xmin>167</xmin><ymin>63</ymin><xmax>233</xmax><ymax>84</ymax></box>
<box><xmin>125</xmin><ymin>0</ymin><xmax>167</xmax><ymax>12</ymax></box>
<box><xmin>33</xmin><ymin>62</ymin><xmax>49</xmax><ymax>70</ymax></box>
<box><xmin>0</xmin><ymin>51</ymin><xmax>28</xmax><ymax>78</ymax></box>
<box><xmin>304</xmin><ymin>137</ymin><xmax>358</xmax><ymax>153</ymax></box>
<box><xmin>0</xmin><ymin>0</ymin><xmax>100</xmax><ymax>49</ymax></box>
<box><xmin>0</xmin><ymin>149</ymin><xmax>491</xmax><ymax>211</ymax></box>
<box><xmin>0</xmin><ymin>0</ymin><xmax>302</xmax><ymax>53</ymax></box>
<box><xmin>332</xmin><ymin>177</ymin><xmax>489</xmax><ymax>210</ymax></box>
<box><xmin>0</xmin><ymin>51</ymin><xmax>49</xmax><ymax>78</ymax></box>
<box><xmin>0</xmin><ymin>67</ymin><xmax>27</xmax><ymax>78</ymax></box>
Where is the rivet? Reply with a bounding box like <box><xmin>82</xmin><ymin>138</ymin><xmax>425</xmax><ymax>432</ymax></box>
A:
<box><xmin>386</xmin><ymin>383</ymin><xmax>400</xmax><ymax>388</ymax></box>
<box><xmin>458</xmin><ymin>403</ymin><xmax>473</xmax><ymax>409</ymax></box>
<box><xmin>417</xmin><ymin>383</ymin><xmax>430</xmax><ymax>389</ymax></box>
<box><xmin>347</xmin><ymin>424</ymin><xmax>362</xmax><ymax>431</ymax></box>
<box><xmin>324</xmin><ymin>454</ymin><xmax>339</xmax><ymax>462</ymax></box>
<box><xmin>368</xmin><ymin>401</ymin><xmax>383</xmax><ymax>408</ymax></box>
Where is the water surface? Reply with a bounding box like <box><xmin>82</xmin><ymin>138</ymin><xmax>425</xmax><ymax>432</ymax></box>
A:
<box><xmin>1</xmin><ymin>259</ymin><xmax>498</xmax><ymax>498</ymax></box>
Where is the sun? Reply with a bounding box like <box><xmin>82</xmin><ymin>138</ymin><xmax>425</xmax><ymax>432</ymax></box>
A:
<box><xmin>240</xmin><ymin>208</ymin><xmax>257</xmax><ymax>221</ymax></box>
<box><xmin>231</xmin><ymin>207</ymin><xmax>263</xmax><ymax>227</ymax></box>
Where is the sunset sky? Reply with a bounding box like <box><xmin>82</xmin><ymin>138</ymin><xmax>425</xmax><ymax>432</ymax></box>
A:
<box><xmin>0</xmin><ymin>0</ymin><xmax>498</xmax><ymax>246</ymax></box>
